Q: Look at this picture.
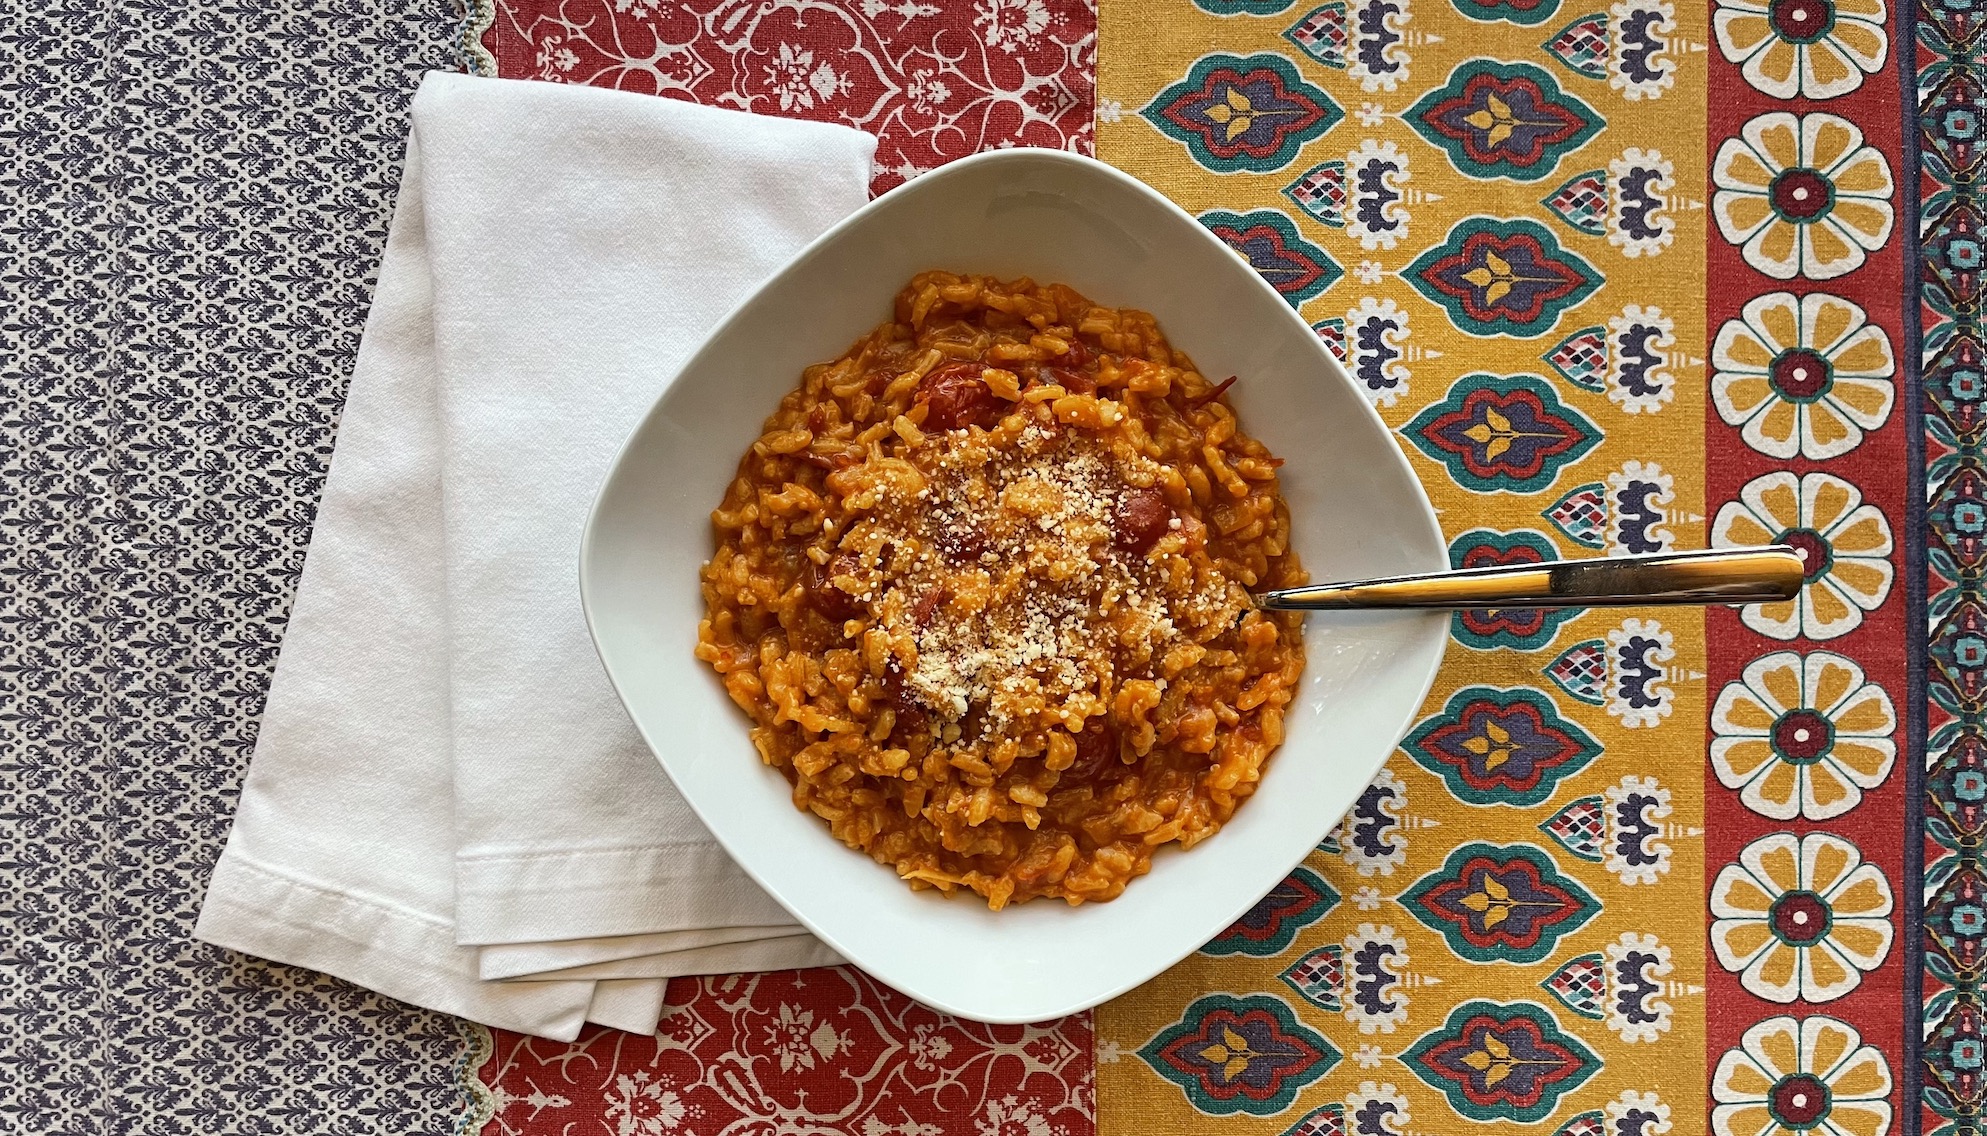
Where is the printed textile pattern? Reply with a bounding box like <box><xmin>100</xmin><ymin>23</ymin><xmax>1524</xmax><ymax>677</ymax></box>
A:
<box><xmin>468</xmin><ymin>0</ymin><xmax>1098</xmax><ymax>193</ymax></box>
<box><xmin>467</xmin><ymin>968</ymin><xmax>1092</xmax><ymax>1135</ymax></box>
<box><xmin>1703</xmin><ymin>0</ymin><xmax>1911</xmax><ymax>1133</ymax></box>
<box><xmin>462</xmin><ymin>2</ymin><xmax>1103</xmax><ymax>1133</ymax></box>
<box><xmin>1916</xmin><ymin>0</ymin><xmax>1982</xmax><ymax>1124</ymax></box>
<box><xmin>1095</xmin><ymin>1</ymin><xmax>1909</xmax><ymax>1135</ymax></box>
<box><xmin>0</xmin><ymin>3</ymin><xmax>478</xmax><ymax>1135</ymax></box>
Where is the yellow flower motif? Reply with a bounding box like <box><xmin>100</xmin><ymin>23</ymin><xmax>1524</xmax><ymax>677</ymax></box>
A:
<box><xmin>1198</xmin><ymin>1026</ymin><xmax>1262</xmax><ymax>1083</ymax></box>
<box><xmin>1711</xmin><ymin>470</ymin><xmax>1893</xmax><ymax>641</ymax></box>
<box><xmin>1457</xmin><ymin>251</ymin><xmax>1569</xmax><ymax>310</ymax></box>
<box><xmin>1463</xmin><ymin>719</ymin><xmax>1518</xmax><ymax>771</ymax></box>
<box><xmin>1713</xmin><ymin>0</ymin><xmax>1888</xmax><ymax>99</ymax></box>
<box><xmin>1455</xmin><ymin>872</ymin><xmax>1563</xmax><ymax>930</ymax></box>
<box><xmin>1712</xmin><ymin>111</ymin><xmax>1894</xmax><ymax>280</ymax></box>
<box><xmin>1710</xmin><ymin>832</ymin><xmax>1893</xmax><ymax>1003</ymax></box>
<box><xmin>1712</xmin><ymin>292</ymin><xmax>1895</xmax><ymax>459</ymax></box>
<box><xmin>1460</xmin><ymin>404</ymin><xmax>1566</xmax><ymax>461</ymax></box>
<box><xmin>1712</xmin><ymin>1015</ymin><xmax>1893</xmax><ymax>1136</ymax></box>
<box><xmin>1711</xmin><ymin>650</ymin><xmax>1896</xmax><ymax>820</ymax></box>
<box><xmin>1458</xmin><ymin>1031</ymin><xmax>1565</xmax><ymax>1088</ymax></box>
<box><xmin>1202</xmin><ymin>86</ymin><xmax>1303</xmax><ymax>142</ymax></box>
<box><xmin>1463</xmin><ymin>94</ymin><xmax>1567</xmax><ymax>149</ymax></box>
<box><xmin>1467</xmin><ymin>95</ymin><xmax>1519</xmax><ymax>148</ymax></box>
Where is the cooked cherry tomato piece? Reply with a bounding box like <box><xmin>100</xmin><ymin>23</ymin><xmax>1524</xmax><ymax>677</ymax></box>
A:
<box><xmin>1113</xmin><ymin>486</ymin><xmax>1171</xmax><ymax>555</ymax></box>
<box><xmin>915</xmin><ymin>362</ymin><xmax>1000</xmax><ymax>431</ymax></box>
<box><xmin>806</xmin><ymin>552</ymin><xmax>866</xmax><ymax>623</ymax></box>
<box><xmin>1063</xmin><ymin>720</ymin><xmax>1119</xmax><ymax>783</ymax></box>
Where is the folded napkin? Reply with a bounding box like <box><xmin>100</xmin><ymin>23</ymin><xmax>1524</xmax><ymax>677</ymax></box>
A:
<box><xmin>196</xmin><ymin>72</ymin><xmax>872</xmax><ymax>1040</ymax></box>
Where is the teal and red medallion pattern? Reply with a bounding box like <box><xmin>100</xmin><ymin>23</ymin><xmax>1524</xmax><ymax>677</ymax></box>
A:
<box><xmin>1201</xmin><ymin>208</ymin><xmax>1347</xmax><ymax>303</ymax></box>
<box><xmin>1138</xmin><ymin>994</ymin><xmax>1343</xmax><ymax>1115</ymax></box>
<box><xmin>1403</xmin><ymin>686</ymin><xmax>1604</xmax><ymax>804</ymax></box>
<box><xmin>1401</xmin><ymin>1000</ymin><xmax>1601</xmax><ymax>1122</ymax></box>
<box><xmin>1403</xmin><ymin>218</ymin><xmax>1602</xmax><ymax>336</ymax></box>
<box><xmin>1401</xmin><ymin>843</ymin><xmax>1602</xmax><ymax>963</ymax></box>
<box><xmin>1104</xmin><ymin>0</ymin><xmax>1909</xmax><ymax>1121</ymax></box>
<box><xmin>1142</xmin><ymin>53</ymin><xmax>1344</xmax><ymax>172</ymax></box>
<box><xmin>1404</xmin><ymin>373</ymin><xmax>1602</xmax><ymax>491</ymax></box>
<box><xmin>1405</xmin><ymin>61</ymin><xmax>1602</xmax><ymax>180</ymax></box>
<box><xmin>1205</xmin><ymin>867</ymin><xmax>1344</xmax><ymax>956</ymax></box>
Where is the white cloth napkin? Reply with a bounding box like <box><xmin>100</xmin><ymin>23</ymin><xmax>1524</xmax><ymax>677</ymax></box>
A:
<box><xmin>196</xmin><ymin>71</ymin><xmax>871</xmax><ymax>1040</ymax></box>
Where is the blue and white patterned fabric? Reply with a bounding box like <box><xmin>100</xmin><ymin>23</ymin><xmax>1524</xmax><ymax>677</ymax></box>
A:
<box><xmin>0</xmin><ymin>3</ymin><xmax>475</xmax><ymax>1131</ymax></box>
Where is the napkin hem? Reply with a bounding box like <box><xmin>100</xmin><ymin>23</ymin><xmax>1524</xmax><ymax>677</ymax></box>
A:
<box><xmin>478</xmin><ymin>924</ymin><xmax>807</xmax><ymax>979</ymax></box>
<box><xmin>496</xmin><ymin>933</ymin><xmax>842</xmax><ymax>982</ymax></box>
<box><xmin>452</xmin><ymin>840</ymin><xmax>800</xmax><ymax>944</ymax></box>
<box><xmin>196</xmin><ymin>853</ymin><xmax>597</xmax><ymax>1041</ymax></box>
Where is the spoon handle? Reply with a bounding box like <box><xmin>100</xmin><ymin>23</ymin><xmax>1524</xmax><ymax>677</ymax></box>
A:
<box><xmin>1256</xmin><ymin>546</ymin><xmax>1806</xmax><ymax>611</ymax></box>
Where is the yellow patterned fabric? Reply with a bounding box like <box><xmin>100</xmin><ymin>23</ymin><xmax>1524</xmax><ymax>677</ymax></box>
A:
<box><xmin>1096</xmin><ymin>2</ymin><xmax>1709</xmax><ymax>1131</ymax></box>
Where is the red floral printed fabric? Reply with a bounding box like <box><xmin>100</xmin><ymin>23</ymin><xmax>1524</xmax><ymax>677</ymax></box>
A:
<box><xmin>465</xmin><ymin>3</ymin><xmax>1098</xmax><ymax>1131</ymax></box>
<box><xmin>470</xmin><ymin>969</ymin><xmax>1093</xmax><ymax>1134</ymax></box>
<box><xmin>476</xmin><ymin>0</ymin><xmax>1096</xmax><ymax>192</ymax></box>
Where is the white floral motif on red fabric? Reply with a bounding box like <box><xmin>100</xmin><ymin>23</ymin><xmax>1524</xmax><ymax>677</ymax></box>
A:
<box><xmin>484</xmin><ymin>0</ymin><xmax>1098</xmax><ymax>192</ymax></box>
<box><xmin>475</xmin><ymin>968</ymin><xmax>1095</xmax><ymax>1135</ymax></box>
<box><xmin>472</xmin><ymin>7</ymin><xmax>1098</xmax><ymax>1130</ymax></box>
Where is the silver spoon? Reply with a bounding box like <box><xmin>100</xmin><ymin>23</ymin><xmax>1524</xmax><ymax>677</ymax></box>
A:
<box><xmin>1257</xmin><ymin>545</ymin><xmax>1806</xmax><ymax>611</ymax></box>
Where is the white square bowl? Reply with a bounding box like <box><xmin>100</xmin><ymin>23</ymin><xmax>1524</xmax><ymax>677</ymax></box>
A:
<box><xmin>580</xmin><ymin>149</ymin><xmax>1447</xmax><ymax>1023</ymax></box>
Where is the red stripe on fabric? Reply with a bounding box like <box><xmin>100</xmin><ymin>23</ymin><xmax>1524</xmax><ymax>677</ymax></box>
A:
<box><xmin>1704</xmin><ymin>25</ymin><xmax>1909</xmax><ymax>1133</ymax></box>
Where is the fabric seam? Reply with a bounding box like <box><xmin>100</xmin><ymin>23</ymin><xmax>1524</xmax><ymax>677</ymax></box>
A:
<box><xmin>452</xmin><ymin>0</ymin><xmax>496</xmax><ymax>76</ymax></box>
<box><xmin>219</xmin><ymin>851</ymin><xmax>456</xmax><ymax>931</ymax></box>
<box><xmin>454</xmin><ymin>841</ymin><xmax>737</xmax><ymax>865</ymax></box>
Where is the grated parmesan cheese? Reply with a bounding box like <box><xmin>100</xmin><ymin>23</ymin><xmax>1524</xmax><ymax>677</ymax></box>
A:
<box><xmin>856</xmin><ymin>404</ymin><xmax>1238</xmax><ymax>747</ymax></box>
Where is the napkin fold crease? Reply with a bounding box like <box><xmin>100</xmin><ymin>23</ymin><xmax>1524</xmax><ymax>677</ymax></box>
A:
<box><xmin>196</xmin><ymin>72</ymin><xmax>873</xmax><ymax>1040</ymax></box>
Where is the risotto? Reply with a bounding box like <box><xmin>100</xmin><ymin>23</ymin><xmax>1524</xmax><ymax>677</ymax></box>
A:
<box><xmin>694</xmin><ymin>272</ymin><xmax>1306</xmax><ymax>908</ymax></box>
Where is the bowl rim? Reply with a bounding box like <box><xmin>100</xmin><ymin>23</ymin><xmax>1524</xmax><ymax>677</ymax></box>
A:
<box><xmin>578</xmin><ymin>146</ymin><xmax>1448</xmax><ymax>1022</ymax></box>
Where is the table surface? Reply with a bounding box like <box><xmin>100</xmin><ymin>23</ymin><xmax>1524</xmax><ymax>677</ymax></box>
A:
<box><xmin>3</xmin><ymin>1</ymin><xmax>1954</xmax><ymax>1133</ymax></box>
